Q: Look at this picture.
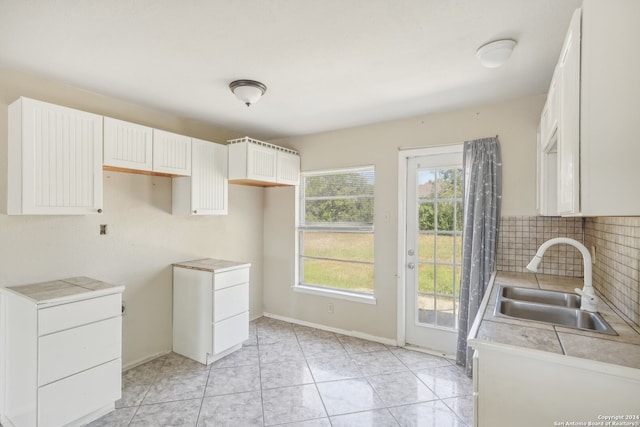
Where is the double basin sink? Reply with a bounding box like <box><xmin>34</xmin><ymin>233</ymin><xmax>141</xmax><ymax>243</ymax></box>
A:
<box><xmin>494</xmin><ymin>286</ymin><xmax>617</xmax><ymax>335</ymax></box>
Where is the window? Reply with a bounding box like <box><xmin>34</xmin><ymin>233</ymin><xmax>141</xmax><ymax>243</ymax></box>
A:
<box><xmin>298</xmin><ymin>166</ymin><xmax>375</xmax><ymax>296</ymax></box>
<box><xmin>417</xmin><ymin>166</ymin><xmax>463</xmax><ymax>329</ymax></box>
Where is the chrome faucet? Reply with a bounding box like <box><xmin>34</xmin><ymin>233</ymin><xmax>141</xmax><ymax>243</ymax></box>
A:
<box><xmin>526</xmin><ymin>237</ymin><xmax>598</xmax><ymax>312</ymax></box>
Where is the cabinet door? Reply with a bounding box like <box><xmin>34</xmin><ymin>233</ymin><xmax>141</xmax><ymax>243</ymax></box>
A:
<box><xmin>557</xmin><ymin>9</ymin><xmax>581</xmax><ymax>215</ymax></box>
<box><xmin>247</xmin><ymin>143</ymin><xmax>277</xmax><ymax>182</ymax></box>
<box><xmin>276</xmin><ymin>151</ymin><xmax>300</xmax><ymax>185</ymax></box>
<box><xmin>103</xmin><ymin>117</ymin><xmax>153</xmax><ymax>171</ymax></box>
<box><xmin>191</xmin><ymin>139</ymin><xmax>228</xmax><ymax>215</ymax></box>
<box><xmin>8</xmin><ymin>97</ymin><xmax>103</xmax><ymax>215</ymax></box>
<box><xmin>152</xmin><ymin>129</ymin><xmax>192</xmax><ymax>176</ymax></box>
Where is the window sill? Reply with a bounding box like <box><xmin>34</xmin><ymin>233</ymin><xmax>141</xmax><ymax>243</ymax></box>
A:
<box><xmin>293</xmin><ymin>284</ymin><xmax>377</xmax><ymax>305</ymax></box>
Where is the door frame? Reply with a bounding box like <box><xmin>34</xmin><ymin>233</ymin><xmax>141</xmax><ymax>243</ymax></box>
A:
<box><xmin>397</xmin><ymin>144</ymin><xmax>464</xmax><ymax>350</ymax></box>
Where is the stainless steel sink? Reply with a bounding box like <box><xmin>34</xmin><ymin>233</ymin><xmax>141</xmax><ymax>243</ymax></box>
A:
<box><xmin>500</xmin><ymin>286</ymin><xmax>581</xmax><ymax>308</ymax></box>
<box><xmin>495</xmin><ymin>286</ymin><xmax>617</xmax><ymax>335</ymax></box>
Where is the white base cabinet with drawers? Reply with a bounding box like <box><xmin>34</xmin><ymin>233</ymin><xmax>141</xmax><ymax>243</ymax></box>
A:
<box><xmin>172</xmin><ymin>259</ymin><xmax>250</xmax><ymax>365</ymax></box>
<box><xmin>0</xmin><ymin>278</ymin><xmax>124</xmax><ymax>427</ymax></box>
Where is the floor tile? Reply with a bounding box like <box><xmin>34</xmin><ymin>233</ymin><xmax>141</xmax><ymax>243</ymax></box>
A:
<box><xmin>442</xmin><ymin>395</ymin><xmax>474</xmax><ymax>426</ymax></box>
<box><xmin>330</xmin><ymin>408</ymin><xmax>400</xmax><ymax>426</ymax></box>
<box><xmin>85</xmin><ymin>407</ymin><xmax>137</xmax><ymax>427</ymax></box>
<box><xmin>116</xmin><ymin>384</ymin><xmax>149</xmax><ymax>408</ymax></box>
<box><xmin>388</xmin><ymin>348</ymin><xmax>452</xmax><ymax>370</ymax></box>
<box><xmin>275</xmin><ymin>419</ymin><xmax>332</xmax><ymax>427</ymax></box>
<box><xmin>337</xmin><ymin>335</ymin><xmax>388</xmax><ymax>354</ymax></box>
<box><xmin>206</xmin><ymin>364</ymin><xmax>260</xmax><ymax>395</ymax></box>
<box><xmin>307</xmin><ymin>355</ymin><xmax>364</xmax><ymax>382</ymax></box>
<box><xmin>351</xmin><ymin>350</ymin><xmax>409</xmax><ymax>376</ymax></box>
<box><xmin>212</xmin><ymin>345</ymin><xmax>259</xmax><ymax>368</ymax></box>
<box><xmin>142</xmin><ymin>370</ymin><xmax>208</xmax><ymax>404</ymax></box>
<box><xmin>299</xmin><ymin>336</ymin><xmax>348</xmax><ymax>359</ymax></box>
<box><xmin>262</xmin><ymin>384</ymin><xmax>327</xmax><ymax>426</ymax></box>
<box><xmin>89</xmin><ymin>318</ymin><xmax>477</xmax><ymax>427</ymax></box>
<box><xmin>367</xmin><ymin>371</ymin><xmax>438</xmax><ymax>406</ymax></box>
<box><xmin>294</xmin><ymin>325</ymin><xmax>337</xmax><ymax>341</ymax></box>
<box><xmin>415</xmin><ymin>365</ymin><xmax>473</xmax><ymax>399</ymax></box>
<box><xmin>197</xmin><ymin>391</ymin><xmax>263</xmax><ymax>426</ymax></box>
<box><xmin>259</xmin><ymin>340</ymin><xmax>305</xmax><ymax>364</ymax></box>
<box><xmin>316</xmin><ymin>377</ymin><xmax>386</xmax><ymax>416</ymax></box>
<box><xmin>388</xmin><ymin>400</ymin><xmax>467</xmax><ymax>427</ymax></box>
<box><xmin>260</xmin><ymin>360</ymin><xmax>314</xmax><ymax>389</ymax></box>
<box><xmin>129</xmin><ymin>399</ymin><xmax>201</xmax><ymax>427</ymax></box>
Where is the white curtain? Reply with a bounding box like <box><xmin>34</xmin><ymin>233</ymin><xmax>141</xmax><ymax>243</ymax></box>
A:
<box><xmin>456</xmin><ymin>137</ymin><xmax>502</xmax><ymax>376</ymax></box>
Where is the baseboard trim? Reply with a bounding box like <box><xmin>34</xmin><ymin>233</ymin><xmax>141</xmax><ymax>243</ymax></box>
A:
<box><xmin>122</xmin><ymin>350</ymin><xmax>171</xmax><ymax>372</ymax></box>
<box><xmin>262</xmin><ymin>312</ymin><xmax>398</xmax><ymax>347</ymax></box>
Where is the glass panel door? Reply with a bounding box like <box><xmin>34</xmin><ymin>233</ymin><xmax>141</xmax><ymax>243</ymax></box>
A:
<box><xmin>405</xmin><ymin>149</ymin><xmax>463</xmax><ymax>355</ymax></box>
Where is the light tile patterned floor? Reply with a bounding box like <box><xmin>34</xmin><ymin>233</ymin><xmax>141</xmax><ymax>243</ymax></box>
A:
<box><xmin>88</xmin><ymin>317</ymin><xmax>473</xmax><ymax>426</ymax></box>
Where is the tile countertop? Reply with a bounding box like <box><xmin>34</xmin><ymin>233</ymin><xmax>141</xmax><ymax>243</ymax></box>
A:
<box><xmin>1</xmin><ymin>276</ymin><xmax>125</xmax><ymax>306</ymax></box>
<box><xmin>468</xmin><ymin>271</ymin><xmax>640</xmax><ymax>371</ymax></box>
<box><xmin>173</xmin><ymin>258</ymin><xmax>251</xmax><ymax>273</ymax></box>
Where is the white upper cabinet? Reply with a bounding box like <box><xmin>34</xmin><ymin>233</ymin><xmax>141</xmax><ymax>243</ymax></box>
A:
<box><xmin>103</xmin><ymin>117</ymin><xmax>153</xmax><ymax>171</ymax></box>
<box><xmin>538</xmin><ymin>0</ymin><xmax>640</xmax><ymax>216</ymax></box>
<box><xmin>228</xmin><ymin>137</ymin><xmax>300</xmax><ymax>186</ymax></box>
<box><xmin>7</xmin><ymin>97</ymin><xmax>103</xmax><ymax>215</ymax></box>
<box><xmin>173</xmin><ymin>139</ymin><xmax>228</xmax><ymax>215</ymax></box>
<box><xmin>556</xmin><ymin>8</ymin><xmax>581</xmax><ymax>215</ymax></box>
<box><xmin>152</xmin><ymin>129</ymin><xmax>192</xmax><ymax>176</ymax></box>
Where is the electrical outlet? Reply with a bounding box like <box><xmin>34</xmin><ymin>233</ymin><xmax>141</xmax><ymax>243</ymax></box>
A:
<box><xmin>100</xmin><ymin>224</ymin><xmax>108</xmax><ymax>235</ymax></box>
<box><xmin>328</xmin><ymin>303</ymin><xmax>334</xmax><ymax>314</ymax></box>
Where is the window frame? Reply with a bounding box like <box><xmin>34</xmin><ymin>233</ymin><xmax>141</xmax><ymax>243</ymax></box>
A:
<box><xmin>296</xmin><ymin>165</ymin><xmax>376</xmax><ymax>304</ymax></box>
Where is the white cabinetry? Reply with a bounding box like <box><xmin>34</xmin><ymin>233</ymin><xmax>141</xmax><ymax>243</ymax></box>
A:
<box><xmin>103</xmin><ymin>116</ymin><xmax>153</xmax><ymax>171</ymax></box>
<box><xmin>152</xmin><ymin>129</ymin><xmax>192</xmax><ymax>176</ymax></box>
<box><xmin>538</xmin><ymin>0</ymin><xmax>640</xmax><ymax>216</ymax></box>
<box><xmin>172</xmin><ymin>139</ymin><xmax>228</xmax><ymax>215</ymax></box>
<box><xmin>228</xmin><ymin>137</ymin><xmax>300</xmax><ymax>186</ymax></box>
<box><xmin>0</xmin><ymin>279</ymin><xmax>124</xmax><ymax>427</ymax></box>
<box><xmin>173</xmin><ymin>259</ymin><xmax>250</xmax><ymax>365</ymax></box>
<box><xmin>102</xmin><ymin>117</ymin><xmax>192</xmax><ymax>177</ymax></box>
<box><xmin>7</xmin><ymin>97</ymin><xmax>103</xmax><ymax>215</ymax></box>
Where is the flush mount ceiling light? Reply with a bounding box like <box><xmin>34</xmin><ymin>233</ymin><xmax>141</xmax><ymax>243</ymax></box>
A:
<box><xmin>229</xmin><ymin>79</ymin><xmax>267</xmax><ymax>107</ymax></box>
<box><xmin>476</xmin><ymin>39</ymin><xmax>517</xmax><ymax>68</ymax></box>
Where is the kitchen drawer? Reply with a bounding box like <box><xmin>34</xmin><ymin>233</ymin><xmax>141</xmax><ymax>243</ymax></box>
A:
<box><xmin>214</xmin><ymin>268</ymin><xmax>249</xmax><ymax>291</ymax></box>
<box><xmin>38</xmin><ymin>293</ymin><xmax>121</xmax><ymax>335</ymax></box>
<box><xmin>213</xmin><ymin>311</ymin><xmax>249</xmax><ymax>354</ymax></box>
<box><xmin>38</xmin><ymin>316</ymin><xmax>121</xmax><ymax>386</ymax></box>
<box><xmin>214</xmin><ymin>283</ymin><xmax>249</xmax><ymax>322</ymax></box>
<box><xmin>38</xmin><ymin>358</ymin><xmax>121</xmax><ymax>427</ymax></box>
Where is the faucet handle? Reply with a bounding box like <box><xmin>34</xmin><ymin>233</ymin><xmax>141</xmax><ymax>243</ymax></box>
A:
<box><xmin>575</xmin><ymin>288</ymin><xmax>598</xmax><ymax>312</ymax></box>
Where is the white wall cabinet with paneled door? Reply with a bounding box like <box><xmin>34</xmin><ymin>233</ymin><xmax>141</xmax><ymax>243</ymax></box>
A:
<box><xmin>6</xmin><ymin>97</ymin><xmax>103</xmax><ymax>215</ymax></box>
<box><xmin>228</xmin><ymin>137</ymin><xmax>300</xmax><ymax>186</ymax></box>
<box><xmin>0</xmin><ymin>279</ymin><xmax>124</xmax><ymax>427</ymax></box>
<box><xmin>103</xmin><ymin>116</ymin><xmax>153</xmax><ymax>172</ymax></box>
<box><xmin>173</xmin><ymin>259</ymin><xmax>250</xmax><ymax>365</ymax></box>
<box><xmin>173</xmin><ymin>139</ymin><xmax>228</xmax><ymax>215</ymax></box>
<box><xmin>538</xmin><ymin>0</ymin><xmax>640</xmax><ymax>216</ymax></box>
<box><xmin>152</xmin><ymin>129</ymin><xmax>192</xmax><ymax>176</ymax></box>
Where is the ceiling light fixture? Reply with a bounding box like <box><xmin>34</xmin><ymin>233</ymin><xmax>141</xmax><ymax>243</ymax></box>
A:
<box><xmin>229</xmin><ymin>79</ymin><xmax>267</xmax><ymax>107</ymax></box>
<box><xmin>476</xmin><ymin>39</ymin><xmax>517</xmax><ymax>68</ymax></box>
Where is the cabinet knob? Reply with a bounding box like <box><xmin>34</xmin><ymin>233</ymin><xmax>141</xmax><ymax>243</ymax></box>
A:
<box><xmin>193</xmin><ymin>210</ymin><xmax>197</xmax><ymax>214</ymax></box>
<box><xmin>97</xmin><ymin>208</ymin><xmax>103</xmax><ymax>213</ymax></box>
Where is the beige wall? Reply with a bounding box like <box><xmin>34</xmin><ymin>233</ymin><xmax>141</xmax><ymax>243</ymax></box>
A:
<box><xmin>0</xmin><ymin>67</ymin><xmax>264</xmax><ymax>368</ymax></box>
<box><xmin>265</xmin><ymin>94</ymin><xmax>545</xmax><ymax>341</ymax></box>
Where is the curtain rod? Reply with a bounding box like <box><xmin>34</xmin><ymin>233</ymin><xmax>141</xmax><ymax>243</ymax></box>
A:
<box><xmin>397</xmin><ymin>135</ymin><xmax>498</xmax><ymax>152</ymax></box>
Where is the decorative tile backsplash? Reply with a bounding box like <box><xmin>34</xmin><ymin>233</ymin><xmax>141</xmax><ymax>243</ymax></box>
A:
<box><xmin>496</xmin><ymin>215</ymin><xmax>640</xmax><ymax>327</ymax></box>
<box><xmin>496</xmin><ymin>216</ymin><xmax>584</xmax><ymax>277</ymax></box>
<box><xmin>584</xmin><ymin>217</ymin><xmax>640</xmax><ymax>327</ymax></box>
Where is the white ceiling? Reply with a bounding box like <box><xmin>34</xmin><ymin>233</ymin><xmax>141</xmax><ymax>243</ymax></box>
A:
<box><xmin>0</xmin><ymin>0</ymin><xmax>582</xmax><ymax>140</ymax></box>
